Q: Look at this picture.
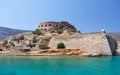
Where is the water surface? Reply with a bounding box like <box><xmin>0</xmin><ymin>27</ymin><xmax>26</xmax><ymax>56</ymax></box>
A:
<box><xmin>0</xmin><ymin>56</ymin><xmax>120</xmax><ymax>75</ymax></box>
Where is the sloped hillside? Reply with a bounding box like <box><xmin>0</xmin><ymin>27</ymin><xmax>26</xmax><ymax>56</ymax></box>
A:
<box><xmin>0</xmin><ymin>26</ymin><xmax>32</xmax><ymax>40</ymax></box>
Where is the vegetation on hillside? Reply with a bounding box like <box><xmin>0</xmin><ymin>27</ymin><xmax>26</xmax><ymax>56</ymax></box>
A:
<box><xmin>57</xmin><ymin>42</ymin><xmax>65</xmax><ymax>49</ymax></box>
<box><xmin>56</xmin><ymin>30</ymin><xmax>63</xmax><ymax>34</ymax></box>
<box><xmin>39</xmin><ymin>45</ymin><xmax>50</xmax><ymax>50</ymax></box>
<box><xmin>33</xmin><ymin>29</ymin><xmax>42</xmax><ymax>35</ymax></box>
<box><xmin>44</xmin><ymin>37</ymin><xmax>51</xmax><ymax>41</ymax></box>
<box><xmin>32</xmin><ymin>37</ymin><xmax>37</xmax><ymax>43</ymax></box>
<box><xmin>19</xmin><ymin>35</ymin><xmax>25</xmax><ymax>40</ymax></box>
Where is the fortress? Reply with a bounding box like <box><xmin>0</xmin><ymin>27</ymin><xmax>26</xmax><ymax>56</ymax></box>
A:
<box><xmin>38</xmin><ymin>21</ymin><xmax>76</xmax><ymax>33</ymax></box>
<box><xmin>0</xmin><ymin>21</ymin><xmax>119</xmax><ymax>56</ymax></box>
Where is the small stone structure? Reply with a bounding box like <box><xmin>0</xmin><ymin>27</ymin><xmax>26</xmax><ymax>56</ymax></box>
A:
<box><xmin>38</xmin><ymin>21</ymin><xmax>76</xmax><ymax>33</ymax></box>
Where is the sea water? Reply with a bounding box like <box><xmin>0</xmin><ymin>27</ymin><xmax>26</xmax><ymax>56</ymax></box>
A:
<box><xmin>0</xmin><ymin>56</ymin><xmax>120</xmax><ymax>75</ymax></box>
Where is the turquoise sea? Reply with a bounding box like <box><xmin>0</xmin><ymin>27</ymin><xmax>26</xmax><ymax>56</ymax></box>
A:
<box><xmin>0</xmin><ymin>56</ymin><xmax>120</xmax><ymax>75</ymax></box>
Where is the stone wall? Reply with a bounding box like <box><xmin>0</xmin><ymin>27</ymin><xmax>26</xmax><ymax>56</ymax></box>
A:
<box><xmin>48</xmin><ymin>32</ymin><xmax>116</xmax><ymax>55</ymax></box>
<box><xmin>106</xmin><ymin>35</ymin><xmax>117</xmax><ymax>55</ymax></box>
<box><xmin>38</xmin><ymin>22</ymin><xmax>61</xmax><ymax>32</ymax></box>
<box><xmin>38</xmin><ymin>21</ymin><xmax>76</xmax><ymax>33</ymax></box>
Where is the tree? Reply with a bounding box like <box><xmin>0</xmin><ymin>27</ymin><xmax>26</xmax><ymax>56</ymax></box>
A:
<box><xmin>57</xmin><ymin>42</ymin><xmax>65</xmax><ymax>49</ymax></box>
<box><xmin>11</xmin><ymin>42</ymin><xmax>15</xmax><ymax>47</ymax></box>
<box><xmin>33</xmin><ymin>29</ymin><xmax>42</xmax><ymax>35</ymax></box>
<box><xmin>39</xmin><ymin>45</ymin><xmax>50</xmax><ymax>50</ymax></box>
<box><xmin>32</xmin><ymin>37</ymin><xmax>37</xmax><ymax>43</ymax></box>
<box><xmin>56</xmin><ymin>30</ymin><xmax>63</xmax><ymax>34</ymax></box>
<box><xmin>19</xmin><ymin>35</ymin><xmax>25</xmax><ymax>40</ymax></box>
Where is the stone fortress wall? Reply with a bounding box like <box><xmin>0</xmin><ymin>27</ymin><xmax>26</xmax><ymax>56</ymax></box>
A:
<box><xmin>49</xmin><ymin>32</ymin><xmax>117</xmax><ymax>55</ymax></box>
<box><xmin>38</xmin><ymin>21</ymin><xmax>76</xmax><ymax>33</ymax></box>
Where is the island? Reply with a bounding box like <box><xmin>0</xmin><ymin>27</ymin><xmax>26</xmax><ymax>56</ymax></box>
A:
<box><xmin>0</xmin><ymin>21</ymin><xmax>119</xmax><ymax>56</ymax></box>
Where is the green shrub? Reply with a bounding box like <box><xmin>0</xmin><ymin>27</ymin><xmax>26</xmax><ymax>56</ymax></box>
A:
<box><xmin>44</xmin><ymin>37</ymin><xmax>51</xmax><ymax>41</ymax></box>
<box><xmin>40</xmin><ymin>45</ymin><xmax>50</xmax><ymax>50</ymax></box>
<box><xmin>33</xmin><ymin>29</ymin><xmax>42</xmax><ymax>35</ymax></box>
<box><xmin>32</xmin><ymin>37</ymin><xmax>37</xmax><ymax>43</ymax></box>
<box><xmin>57</xmin><ymin>42</ymin><xmax>65</xmax><ymax>49</ymax></box>
<box><xmin>11</xmin><ymin>42</ymin><xmax>15</xmax><ymax>47</ymax></box>
<box><xmin>19</xmin><ymin>35</ymin><xmax>25</xmax><ymax>40</ymax></box>
<box><xmin>56</xmin><ymin>30</ymin><xmax>63</xmax><ymax>34</ymax></box>
<box><xmin>50</xmin><ymin>31</ymin><xmax>55</xmax><ymax>33</ymax></box>
<box><xmin>28</xmin><ymin>43</ymin><xmax>33</xmax><ymax>48</ymax></box>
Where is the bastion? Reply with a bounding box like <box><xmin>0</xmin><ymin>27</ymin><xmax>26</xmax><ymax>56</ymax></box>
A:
<box><xmin>48</xmin><ymin>32</ymin><xmax>117</xmax><ymax>56</ymax></box>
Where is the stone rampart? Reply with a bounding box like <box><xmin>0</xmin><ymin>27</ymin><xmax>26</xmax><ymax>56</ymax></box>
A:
<box><xmin>48</xmin><ymin>32</ymin><xmax>116</xmax><ymax>55</ymax></box>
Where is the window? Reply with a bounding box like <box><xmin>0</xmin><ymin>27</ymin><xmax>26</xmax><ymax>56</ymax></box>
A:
<box><xmin>45</xmin><ymin>24</ymin><xmax>47</xmax><ymax>27</ymax></box>
<box><xmin>49</xmin><ymin>24</ymin><xmax>51</xmax><ymax>26</ymax></box>
<box><xmin>41</xmin><ymin>25</ymin><xmax>43</xmax><ymax>27</ymax></box>
<box><xmin>56</xmin><ymin>25</ymin><xmax>58</xmax><ymax>27</ymax></box>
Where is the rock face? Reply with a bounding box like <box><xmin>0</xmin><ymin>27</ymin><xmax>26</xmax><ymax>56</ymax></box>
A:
<box><xmin>0</xmin><ymin>49</ymin><xmax>84</xmax><ymax>56</ymax></box>
<box><xmin>49</xmin><ymin>32</ymin><xmax>117</xmax><ymax>55</ymax></box>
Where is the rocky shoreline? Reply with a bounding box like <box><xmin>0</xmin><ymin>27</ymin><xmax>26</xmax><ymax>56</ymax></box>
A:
<box><xmin>0</xmin><ymin>49</ymin><xmax>105</xmax><ymax>57</ymax></box>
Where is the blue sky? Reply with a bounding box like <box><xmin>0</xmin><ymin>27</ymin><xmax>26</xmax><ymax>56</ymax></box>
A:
<box><xmin>0</xmin><ymin>0</ymin><xmax>120</xmax><ymax>33</ymax></box>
